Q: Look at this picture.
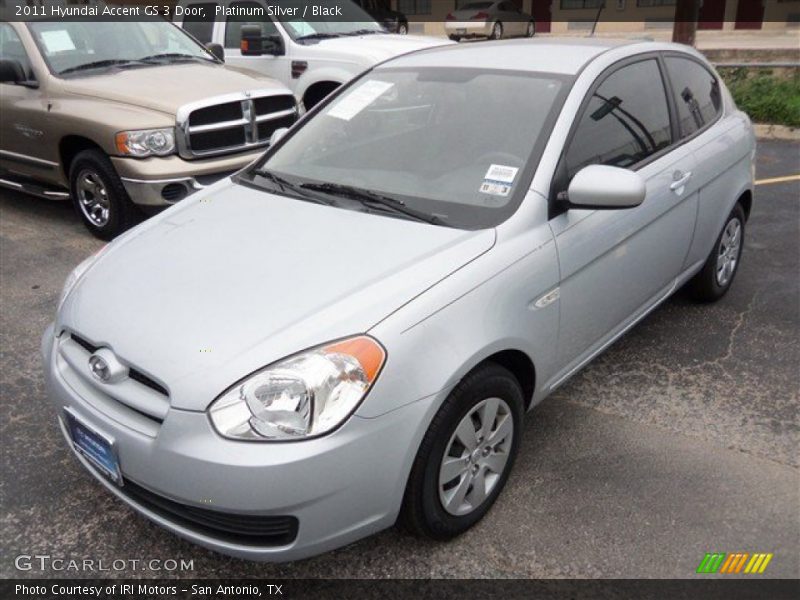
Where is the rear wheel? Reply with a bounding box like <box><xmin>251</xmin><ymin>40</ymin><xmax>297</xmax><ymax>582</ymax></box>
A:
<box><xmin>687</xmin><ymin>203</ymin><xmax>746</xmax><ymax>302</ymax></box>
<box><xmin>400</xmin><ymin>363</ymin><xmax>523</xmax><ymax>540</ymax></box>
<box><xmin>398</xmin><ymin>21</ymin><xmax>408</xmax><ymax>34</ymax></box>
<box><xmin>489</xmin><ymin>21</ymin><xmax>503</xmax><ymax>40</ymax></box>
<box><xmin>526</xmin><ymin>21</ymin><xmax>535</xmax><ymax>37</ymax></box>
<box><xmin>69</xmin><ymin>149</ymin><xmax>139</xmax><ymax>240</ymax></box>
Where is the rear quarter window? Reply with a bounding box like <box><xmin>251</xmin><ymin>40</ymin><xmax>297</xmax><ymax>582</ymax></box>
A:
<box><xmin>665</xmin><ymin>56</ymin><xmax>723</xmax><ymax>138</ymax></box>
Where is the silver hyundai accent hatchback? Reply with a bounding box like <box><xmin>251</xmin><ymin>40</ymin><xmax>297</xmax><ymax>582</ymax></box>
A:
<box><xmin>43</xmin><ymin>39</ymin><xmax>755</xmax><ymax>561</ymax></box>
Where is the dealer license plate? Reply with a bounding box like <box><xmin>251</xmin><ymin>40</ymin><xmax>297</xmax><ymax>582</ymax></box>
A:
<box><xmin>64</xmin><ymin>409</ymin><xmax>122</xmax><ymax>485</ymax></box>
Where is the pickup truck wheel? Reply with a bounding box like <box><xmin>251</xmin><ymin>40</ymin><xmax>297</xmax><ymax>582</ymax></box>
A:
<box><xmin>400</xmin><ymin>363</ymin><xmax>523</xmax><ymax>540</ymax></box>
<box><xmin>687</xmin><ymin>202</ymin><xmax>746</xmax><ymax>302</ymax></box>
<box><xmin>69</xmin><ymin>149</ymin><xmax>138</xmax><ymax>240</ymax></box>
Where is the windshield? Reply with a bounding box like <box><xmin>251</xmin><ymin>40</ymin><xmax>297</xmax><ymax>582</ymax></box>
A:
<box><xmin>279</xmin><ymin>0</ymin><xmax>385</xmax><ymax>40</ymax></box>
<box><xmin>251</xmin><ymin>68</ymin><xmax>569</xmax><ymax>229</ymax></box>
<box><xmin>27</xmin><ymin>21</ymin><xmax>213</xmax><ymax>76</ymax></box>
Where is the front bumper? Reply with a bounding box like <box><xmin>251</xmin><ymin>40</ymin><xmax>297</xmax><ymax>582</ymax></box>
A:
<box><xmin>112</xmin><ymin>149</ymin><xmax>264</xmax><ymax>207</ymax></box>
<box><xmin>41</xmin><ymin>323</ymin><xmax>437</xmax><ymax>561</ymax></box>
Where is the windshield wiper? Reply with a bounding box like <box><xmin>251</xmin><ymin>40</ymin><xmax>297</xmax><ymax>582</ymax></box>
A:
<box><xmin>139</xmin><ymin>53</ymin><xmax>211</xmax><ymax>64</ymax></box>
<box><xmin>252</xmin><ymin>170</ymin><xmax>335</xmax><ymax>206</ymax></box>
<box><xmin>295</xmin><ymin>32</ymin><xmax>342</xmax><ymax>41</ymax></box>
<box><xmin>59</xmin><ymin>59</ymin><xmax>144</xmax><ymax>75</ymax></box>
<box><xmin>300</xmin><ymin>182</ymin><xmax>444</xmax><ymax>225</ymax></box>
<box><xmin>345</xmin><ymin>29</ymin><xmax>384</xmax><ymax>36</ymax></box>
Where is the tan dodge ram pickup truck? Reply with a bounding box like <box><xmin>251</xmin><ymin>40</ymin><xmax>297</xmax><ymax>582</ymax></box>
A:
<box><xmin>0</xmin><ymin>19</ymin><xmax>297</xmax><ymax>238</ymax></box>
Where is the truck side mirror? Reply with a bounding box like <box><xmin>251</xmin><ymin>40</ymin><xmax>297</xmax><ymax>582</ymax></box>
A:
<box><xmin>0</xmin><ymin>59</ymin><xmax>26</xmax><ymax>84</ymax></box>
<box><xmin>206</xmin><ymin>43</ymin><xmax>225</xmax><ymax>63</ymax></box>
<box><xmin>240</xmin><ymin>25</ymin><xmax>264</xmax><ymax>56</ymax></box>
<box><xmin>241</xmin><ymin>25</ymin><xmax>285</xmax><ymax>57</ymax></box>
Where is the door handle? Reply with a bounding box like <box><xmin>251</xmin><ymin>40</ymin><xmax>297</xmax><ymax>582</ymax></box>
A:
<box><xmin>670</xmin><ymin>171</ymin><xmax>692</xmax><ymax>191</ymax></box>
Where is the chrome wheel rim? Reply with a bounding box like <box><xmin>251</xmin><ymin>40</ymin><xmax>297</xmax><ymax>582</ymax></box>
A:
<box><xmin>438</xmin><ymin>397</ymin><xmax>513</xmax><ymax>516</ymax></box>
<box><xmin>492</xmin><ymin>23</ymin><xmax>501</xmax><ymax>39</ymax></box>
<box><xmin>527</xmin><ymin>23</ymin><xmax>534</xmax><ymax>37</ymax></box>
<box><xmin>76</xmin><ymin>169</ymin><xmax>110</xmax><ymax>227</ymax></box>
<box><xmin>716</xmin><ymin>217</ymin><xmax>742</xmax><ymax>287</ymax></box>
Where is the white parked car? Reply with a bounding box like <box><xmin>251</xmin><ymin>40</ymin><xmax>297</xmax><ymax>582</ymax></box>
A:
<box><xmin>44</xmin><ymin>39</ymin><xmax>754</xmax><ymax>562</ymax></box>
<box><xmin>445</xmin><ymin>1</ymin><xmax>536</xmax><ymax>42</ymax></box>
<box><xmin>175</xmin><ymin>0</ymin><xmax>449</xmax><ymax>109</ymax></box>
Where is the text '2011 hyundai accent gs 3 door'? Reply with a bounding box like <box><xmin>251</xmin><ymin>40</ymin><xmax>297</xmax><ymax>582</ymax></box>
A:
<box><xmin>42</xmin><ymin>38</ymin><xmax>755</xmax><ymax>561</ymax></box>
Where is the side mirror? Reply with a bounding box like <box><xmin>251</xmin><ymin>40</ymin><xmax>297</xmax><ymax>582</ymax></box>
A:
<box><xmin>269</xmin><ymin>127</ymin><xmax>289</xmax><ymax>146</ymax></box>
<box><xmin>0</xmin><ymin>59</ymin><xmax>26</xmax><ymax>84</ymax></box>
<box><xmin>241</xmin><ymin>26</ymin><xmax>285</xmax><ymax>56</ymax></box>
<box><xmin>564</xmin><ymin>165</ymin><xmax>645</xmax><ymax>210</ymax></box>
<box><xmin>240</xmin><ymin>25</ymin><xmax>264</xmax><ymax>55</ymax></box>
<box><xmin>206</xmin><ymin>42</ymin><xmax>225</xmax><ymax>63</ymax></box>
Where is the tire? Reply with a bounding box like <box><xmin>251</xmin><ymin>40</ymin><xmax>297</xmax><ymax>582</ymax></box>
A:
<box><xmin>448</xmin><ymin>34</ymin><xmax>461</xmax><ymax>42</ymax></box>
<box><xmin>686</xmin><ymin>202</ymin><xmax>746</xmax><ymax>302</ymax></box>
<box><xmin>69</xmin><ymin>149</ymin><xmax>139</xmax><ymax>240</ymax></box>
<box><xmin>526</xmin><ymin>21</ymin><xmax>535</xmax><ymax>37</ymax></box>
<box><xmin>398</xmin><ymin>22</ymin><xmax>408</xmax><ymax>35</ymax></box>
<box><xmin>400</xmin><ymin>362</ymin><xmax>524</xmax><ymax>540</ymax></box>
<box><xmin>489</xmin><ymin>21</ymin><xmax>503</xmax><ymax>40</ymax></box>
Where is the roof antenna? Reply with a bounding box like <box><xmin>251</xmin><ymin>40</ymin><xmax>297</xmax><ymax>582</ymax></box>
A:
<box><xmin>590</xmin><ymin>1</ymin><xmax>606</xmax><ymax>37</ymax></box>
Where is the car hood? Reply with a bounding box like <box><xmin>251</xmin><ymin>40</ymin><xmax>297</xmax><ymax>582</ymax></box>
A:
<box><xmin>59</xmin><ymin>63</ymin><xmax>289</xmax><ymax>115</ymax></box>
<box><xmin>60</xmin><ymin>182</ymin><xmax>495</xmax><ymax>411</ymax></box>
<box><xmin>309</xmin><ymin>33</ymin><xmax>451</xmax><ymax>65</ymax></box>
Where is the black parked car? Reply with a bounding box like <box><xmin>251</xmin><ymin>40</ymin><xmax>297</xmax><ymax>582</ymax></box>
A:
<box><xmin>353</xmin><ymin>0</ymin><xmax>409</xmax><ymax>34</ymax></box>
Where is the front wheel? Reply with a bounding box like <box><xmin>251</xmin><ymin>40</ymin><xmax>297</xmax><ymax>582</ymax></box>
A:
<box><xmin>400</xmin><ymin>363</ymin><xmax>523</xmax><ymax>540</ymax></box>
<box><xmin>489</xmin><ymin>21</ymin><xmax>503</xmax><ymax>40</ymax></box>
<box><xmin>686</xmin><ymin>203</ymin><xmax>746</xmax><ymax>302</ymax></box>
<box><xmin>526</xmin><ymin>21</ymin><xmax>535</xmax><ymax>37</ymax></box>
<box><xmin>69</xmin><ymin>149</ymin><xmax>139</xmax><ymax>240</ymax></box>
<box><xmin>397</xmin><ymin>21</ymin><xmax>408</xmax><ymax>35</ymax></box>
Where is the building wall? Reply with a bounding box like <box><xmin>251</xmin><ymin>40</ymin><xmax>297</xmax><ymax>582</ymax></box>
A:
<box><xmin>393</xmin><ymin>1</ymin><xmax>800</xmax><ymax>35</ymax></box>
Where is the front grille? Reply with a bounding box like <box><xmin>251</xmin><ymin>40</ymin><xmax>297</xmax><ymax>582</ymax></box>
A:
<box><xmin>121</xmin><ymin>478</ymin><xmax>299</xmax><ymax>547</ymax></box>
<box><xmin>70</xmin><ymin>334</ymin><xmax>168</xmax><ymax>398</ymax></box>
<box><xmin>177</xmin><ymin>92</ymin><xmax>297</xmax><ymax>159</ymax></box>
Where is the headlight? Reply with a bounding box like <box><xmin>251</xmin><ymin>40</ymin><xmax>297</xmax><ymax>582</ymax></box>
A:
<box><xmin>115</xmin><ymin>128</ymin><xmax>175</xmax><ymax>157</ymax></box>
<box><xmin>209</xmin><ymin>336</ymin><xmax>386</xmax><ymax>441</ymax></box>
<box><xmin>58</xmin><ymin>246</ymin><xmax>106</xmax><ymax>311</ymax></box>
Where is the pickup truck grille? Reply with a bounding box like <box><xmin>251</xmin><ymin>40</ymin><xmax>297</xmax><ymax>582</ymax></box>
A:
<box><xmin>176</xmin><ymin>92</ymin><xmax>297</xmax><ymax>159</ymax></box>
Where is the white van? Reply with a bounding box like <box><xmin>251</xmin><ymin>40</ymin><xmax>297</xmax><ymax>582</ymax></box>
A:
<box><xmin>175</xmin><ymin>0</ymin><xmax>449</xmax><ymax>109</ymax></box>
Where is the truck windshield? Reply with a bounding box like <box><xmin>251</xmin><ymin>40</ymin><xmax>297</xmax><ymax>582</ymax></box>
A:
<box><xmin>279</xmin><ymin>1</ymin><xmax>385</xmax><ymax>40</ymax></box>
<box><xmin>250</xmin><ymin>67</ymin><xmax>571</xmax><ymax>230</ymax></box>
<box><xmin>27</xmin><ymin>21</ymin><xmax>214</xmax><ymax>76</ymax></box>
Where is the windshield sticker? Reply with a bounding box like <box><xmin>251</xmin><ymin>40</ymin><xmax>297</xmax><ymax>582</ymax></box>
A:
<box><xmin>40</xmin><ymin>30</ymin><xmax>76</xmax><ymax>53</ymax></box>
<box><xmin>327</xmin><ymin>80</ymin><xmax>394</xmax><ymax>121</ymax></box>
<box><xmin>480</xmin><ymin>164</ymin><xmax>519</xmax><ymax>197</ymax></box>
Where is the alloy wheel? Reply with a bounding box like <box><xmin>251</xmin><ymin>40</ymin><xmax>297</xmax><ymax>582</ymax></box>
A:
<box><xmin>438</xmin><ymin>397</ymin><xmax>514</xmax><ymax>516</ymax></box>
<box><xmin>716</xmin><ymin>217</ymin><xmax>742</xmax><ymax>286</ymax></box>
<box><xmin>76</xmin><ymin>169</ymin><xmax>111</xmax><ymax>228</ymax></box>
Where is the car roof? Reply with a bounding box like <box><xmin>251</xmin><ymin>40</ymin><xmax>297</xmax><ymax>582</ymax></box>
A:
<box><xmin>384</xmin><ymin>38</ymin><xmax>654</xmax><ymax>76</ymax></box>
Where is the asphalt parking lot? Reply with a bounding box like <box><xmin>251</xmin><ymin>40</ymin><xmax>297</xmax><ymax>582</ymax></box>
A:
<box><xmin>1</xmin><ymin>140</ymin><xmax>798</xmax><ymax>579</ymax></box>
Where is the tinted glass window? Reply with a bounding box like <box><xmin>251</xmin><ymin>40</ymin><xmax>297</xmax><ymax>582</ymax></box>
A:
<box><xmin>225</xmin><ymin>2</ymin><xmax>279</xmax><ymax>48</ymax></box>
<box><xmin>182</xmin><ymin>4</ymin><xmax>216</xmax><ymax>44</ymax></box>
<box><xmin>566</xmin><ymin>59</ymin><xmax>672</xmax><ymax>178</ymax></box>
<box><xmin>0</xmin><ymin>23</ymin><xmax>34</xmax><ymax>79</ymax></box>
<box><xmin>255</xmin><ymin>68</ymin><xmax>569</xmax><ymax>229</ymax></box>
<box><xmin>665</xmin><ymin>56</ymin><xmax>722</xmax><ymax>138</ymax></box>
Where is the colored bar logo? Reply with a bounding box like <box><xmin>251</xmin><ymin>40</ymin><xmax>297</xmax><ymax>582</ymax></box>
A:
<box><xmin>696</xmin><ymin>552</ymin><xmax>773</xmax><ymax>574</ymax></box>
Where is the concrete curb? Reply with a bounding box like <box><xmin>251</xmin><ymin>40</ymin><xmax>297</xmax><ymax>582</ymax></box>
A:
<box><xmin>754</xmin><ymin>124</ymin><xmax>800</xmax><ymax>141</ymax></box>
